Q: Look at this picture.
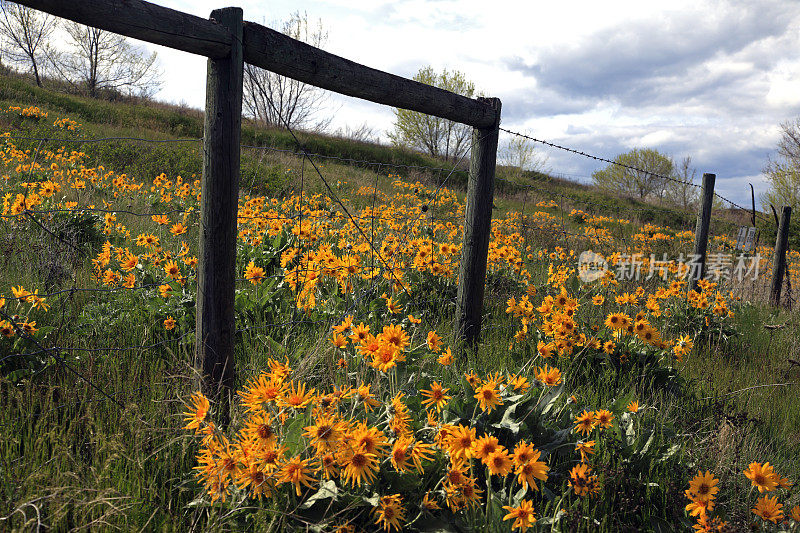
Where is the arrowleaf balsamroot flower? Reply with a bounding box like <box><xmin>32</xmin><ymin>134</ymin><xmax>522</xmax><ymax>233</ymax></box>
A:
<box><xmin>474</xmin><ymin>381</ymin><xmax>503</xmax><ymax>414</ymax></box>
<box><xmin>474</xmin><ymin>435</ymin><xmax>501</xmax><ymax>462</ymax></box>
<box><xmin>0</xmin><ymin>320</ymin><xmax>14</xmax><ymax>338</ymax></box>
<box><xmin>420</xmin><ymin>381</ymin><xmax>451</xmax><ymax>412</ymax></box>
<box><xmin>303</xmin><ymin>414</ymin><xmax>345</xmax><ymax>453</ymax></box>
<box><xmin>437</xmin><ymin>346</ymin><xmax>453</xmax><ymax>365</ymax></box>
<box><xmin>502</xmin><ymin>499</ymin><xmax>536</xmax><ymax>532</ymax></box>
<box><xmin>535</xmin><ymin>364</ymin><xmax>562</xmax><ymax>386</ymax></box>
<box><xmin>340</xmin><ymin>447</ymin><xmax>379</xmax><ymax>488</ymax></box>
<box><xmin>673</xmin><ymin>334</ymin><xmax>694</xmax><ymax>360</ymax></box>
<box><xmin>426</xmin><ymin>330</ymin><xmax>443</xmax><ymax>352</ymax></box>
<box><xmin>447</xmin><ymin>425</ymin><xmax>477</xmax><ymax>459</ymax></box>
<box><xmin>278</xmin><ymin>455</ymin><xmax>315</xmax><ymax>496</ymax></box>
<box><xmin>485</xmin><ymin>448</ymin><xmax>513</xmax><ymax>477</ymax></box>
<box><xmin>744</xmin><ymin>462</ymin><xmax>780</xmax><ymax>493</ymax></box>
<box><xmin>569</xmin><ymin>463</ymin><xmax>600</xmax><ymax>496</ymax></box>
<box><xmin>574</xmin><ymin>410</ymin><xmax>597</xmax><ymax>436</ymax></box>
<box><xmin>515</xmin><ymin>450</ymin><xmax>549</xmax><ymax>491</ymax></box>
<box><xmin>594</xmin><ymin>409</ymin><xmax>614</xmax><ymax>429</ymax></box>
<box><xmin>244</xmin><ymin>260</ymin><xmax>265</xmax><ymax>284</ymax></box>
<box><xmin>575</xmin><ymin>440</ymin><xmax>595</xmax><ymax>463</ymax></box>
<box><xmin>687</xmin><ymin>470</ymin><xmax>719</xmax><ymax>503</ymax></box>
<box><xmin>164</xmin><ymin>260</ymin><xmax>181</xmax><ymax>280</ymax></box>
<box><xmin>753</xmin><ymin>495</ymin><xmax>783</xmax><ymax>523</ymax></box>
<box><xmin>373</xmin><ymin>494</ymin><xmax>405</xmax><ymax>532</ymax></box>
<box><xmin>183</xmin><ymin>392</ymin><xmax>210</xmax><ymax>433</ymax></box>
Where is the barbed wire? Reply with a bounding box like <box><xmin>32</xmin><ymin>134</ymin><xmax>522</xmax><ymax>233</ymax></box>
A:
<box><xmin>494</xmin><ymin>175</ymin><xmax>742</xmax><ymax>232</ymax></box>
<box><xmin>4</xmin><ymin>206</ymin><xmax>463</xmax><ymax>227</ymax></box>
<box><xmin>499</xmin><ymin>127</ymin><xmax>770</xmax><ymax>223</ymax></box>
<box><xmin>241</xmin><ymin>143</ymin><xmax>469</xmax><ymax>177</ymax></box>
<box><xmin>5</xmin><ymin>130</ymin><xmax>765</xmax><ymax>228</ymax></box>
<box><xmin>0</xmin><ymin>124</ymin><xmax>780</xmax><ymax>383</ymax></box>
<box><xmin>2</xmin><ymin>134</ymin><xmax>202</xmax><ymax>144</ymax></box>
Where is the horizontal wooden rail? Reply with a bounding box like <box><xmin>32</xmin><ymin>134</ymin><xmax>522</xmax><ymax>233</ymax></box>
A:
<box><xmin>241</xmin><ymin>22</ymin><xmax>497</xmax><ymax>128</ymax></box>
<box><xmin>14</xmin><ymin>0</ymin><xmax>233</xmax><ymax>58</ymax></box>
<box><xmin>17</xmin><ymin>0</ymin><xmax>499</xmax><ymax>129</ymax></box>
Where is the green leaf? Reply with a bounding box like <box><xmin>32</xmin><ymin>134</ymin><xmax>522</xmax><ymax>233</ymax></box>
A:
<box><xmin>620</xmin><ymin>412</ymin><xmax>636</xmax><ymax>446</ymax></box>
<box><xmin>538</xmin><ymin>428</ymin><xmax>572</xmax><ymax>454</ymax></box>
<box><xmin>659</xmin><ymin>444</ymin><xmax>681</xmax><ymax>463</ymax></box>
<box><xmin>537</xmin><ymin>509</ymin><xmax>566</xmax><ymax>525</ymax></box>
<box><xmin>639</xmin><ymin>430</ymin><xmax>655</xmax><ymax>455</ymax></box>
<box><xmin>492</xmin><ymin>401</ymin><xmax>523</xmax><ymax>435</ymax></box>
<box><xmin>265</xmin><ymin>336</ymin><xmax>283</xmax><ymax>358</ymax></box>
<box><xmin>537</xmin><ymin>383</ymin><xmax>564</xmax><ymax>416</ymax></box>
<box><xmin>511</xmin><ymin>486</ymin><xmax>527</xmax><ymax>507</ymax></box>
<box><xmin>299</xmin><ymin>480</ymin><xmax>338</xmax><ymax>509</ymax></box>
<box><xmin>362</xmin><ymin>492</ymin><xmax>380</xmax><ymax>506</ymax></box>
<box><xmin>282</xmin><ymin>414</ymin><xmax>308</xmax><ymax>455</ymax></box>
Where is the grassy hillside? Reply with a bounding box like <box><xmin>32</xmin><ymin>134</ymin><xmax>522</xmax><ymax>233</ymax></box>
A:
<box><xmin>0</xmin><ymin>72</ymin><xmax>757</xmax><ymax>235</ymax></box>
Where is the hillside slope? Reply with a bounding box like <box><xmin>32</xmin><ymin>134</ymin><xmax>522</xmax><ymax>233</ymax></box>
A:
<box><xmin>0</xmin><ymin>73</ymin><xmax>755</xmax><ymax>234</ymax></box>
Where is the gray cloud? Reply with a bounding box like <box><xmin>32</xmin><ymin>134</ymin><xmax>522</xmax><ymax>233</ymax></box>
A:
<box><xmin>505</xmin><ymin>2</ymin><xmax>797</xmax><ymax>109</ymax></box>
<box><xmin>499</xmin><ymin>87</ymin><xmax>596</xmax><ymax>121</ymax></box>
<box><xmin>495</xmin><ymin>2</ymin><xmax>800</xmax><ymax>206</ymax></box>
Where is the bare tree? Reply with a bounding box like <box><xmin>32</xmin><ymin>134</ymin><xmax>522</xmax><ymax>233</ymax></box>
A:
<box><xmin>0</xmin><ymin>1</ymin><xmax>57</xmax><ymax>87</ymax></box>
<box><xmin>54</xmin><ymin>22</ymin><xmax>161</xmax><ymax>98</ymax></box>
<box><xmin>499</xmin><ymin>132</ymin><xmax>549</xmax><ymax>179</ymax></box>
<box><xmin>333</xmin><ymin>122</ymin><xmax>378</xmax><ymax>144</ymax></box>
<box><xmin>243</xmin><ymin>12</ymin><xmax>330</xmax><ymax>131</ymax></box>
<box><xmin>761</xmin><ymin>118</ymin><xmax>800</xmax><ymax>212</ymax></box>
<box><xmin>666</xmin><ymin>156</ymin><xmax>699</xmax><ymax>210</ymax></box>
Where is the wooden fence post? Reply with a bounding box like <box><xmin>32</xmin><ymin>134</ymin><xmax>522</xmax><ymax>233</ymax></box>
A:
<box><xmin>455</xmin><ymin>97</ymin><xmax>501</xmax><ymax>349</ymax></box>
<box><xmin>195</xmin><ymin>7</ymin><xmax>243</xmax><ymax>411</ymax></box>
<box><xmin>691</xmin><ymin>173</ymin><xmax>715</xmax><ymax>292</ymax></box>
<box><xmin>770</xmin><ymin>206</ymin><xmax>791</xmax><ymax>306</ymax></box>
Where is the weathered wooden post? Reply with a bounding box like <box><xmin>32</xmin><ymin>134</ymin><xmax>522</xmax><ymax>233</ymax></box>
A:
<box><xmin>770</xmin><ymin>206</ymin><xmax>791</xmax><ymax>307</ymax></box>
<box><xmin>196</xmin><ymin>7</ymin><xmax>243</xmax><ymax>410</ymax></box>
<box><xmin>455</xmin><ymin>97</ymin><xmax>501</xmax><ymax>349</ymax></box>
<box><xmin>691</xmin><ymin>173</ymin><xmax>715</xmax><ymax>292</ymax></box>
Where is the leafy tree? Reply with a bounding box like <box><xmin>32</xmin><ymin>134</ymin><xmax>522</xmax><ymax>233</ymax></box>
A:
<box><xmin>54</xmin><ymin>22</ymin><xmax>162</xmax><ymax>98</ymax></box>
<box><xmin>243</xmin><ymin>12</ymin><xmax>329</xmax><ymax>131</ymax></box>
<box><xmin>389</xmin><ymin>67</ymin><xmax>476</xmax><ymax>162</ymax></box>
<box><xmin>0</xmin><ymin>1</ymin><xmax>57</xmax><ymax>87</ymax></box>
<box><xmin>761</xmin><ymin>118</ymin><xmax>800</xmax><ymax>212</ymax></box>
<box><xmin>592</xmin><ymin>148</ymin><xmax>674</xmax><ymax>201</ymax></box>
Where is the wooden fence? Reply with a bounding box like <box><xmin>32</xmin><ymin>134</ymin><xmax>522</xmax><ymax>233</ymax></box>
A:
<box><xmin>16</xmin><ymin>0</ymin><xmax>501</xmax><ymax>403</ymax></box>
<box><xmin>14</xmin><ymin>0</ymin><xmax>792</xmax><ymax>406</ymax></box>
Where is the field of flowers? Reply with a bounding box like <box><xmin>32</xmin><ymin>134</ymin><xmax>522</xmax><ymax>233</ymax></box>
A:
<box><xmin>1</xmin><ymin>105</ymin><xmax>799</xmax><ymax>531</ymax></box>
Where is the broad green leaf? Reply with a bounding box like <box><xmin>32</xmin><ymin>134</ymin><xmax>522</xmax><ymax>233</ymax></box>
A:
<box><xmin>362</xmin><ymin>492</ymin><xmax>380</xmax><ymax>506</ymax></box>
<box><xmin>282</xmin><ymin>414</ymin><xmax>308</xmax><ymax>455</ymax></box>
<box><xmin>659</xmin><ymin>444</ymin><xmax>681</xmax><ymax>463</ymax></box>
<box><xmin>299</xmin><ymin>480</ymin><xmax>337</xmax><ymax>509</ymax></box>
<box><xmin>537</xmin><ymin>383</ymin><xmax>564</xmax><ymax>416</ymax></box>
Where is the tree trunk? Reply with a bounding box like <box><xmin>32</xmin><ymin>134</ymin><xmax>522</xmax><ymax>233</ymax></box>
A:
<box><xmin>31</xmin><ymin>57</ymin><xmax>41</xmax><ymax>87</ymax></box>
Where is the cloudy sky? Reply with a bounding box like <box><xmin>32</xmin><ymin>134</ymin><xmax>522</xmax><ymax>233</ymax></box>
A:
<box><xmin>112</xmin><ymin>1</ymin><xmax>800</xmax><ymax>205</ymax></box>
